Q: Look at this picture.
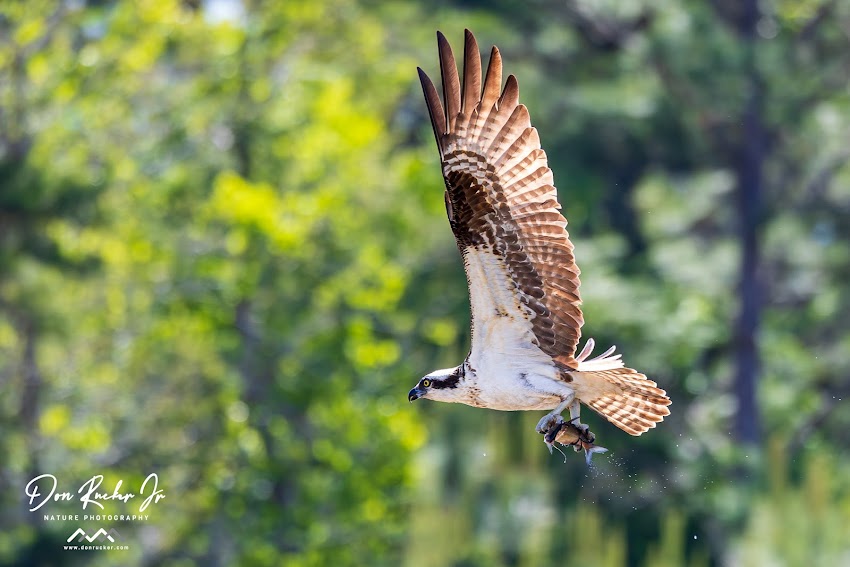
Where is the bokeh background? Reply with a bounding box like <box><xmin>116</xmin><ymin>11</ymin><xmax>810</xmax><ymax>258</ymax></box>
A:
<box><xmin>2</xmin><ymin>0</ymin><xmax>850</xmax><ymax>565</ymax></box>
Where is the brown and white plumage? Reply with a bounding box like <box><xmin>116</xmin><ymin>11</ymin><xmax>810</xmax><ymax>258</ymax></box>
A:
<box><xmin>409</xmin><ymin>30</ymin><xmax>670</xmax><ymax>440</ymax></box>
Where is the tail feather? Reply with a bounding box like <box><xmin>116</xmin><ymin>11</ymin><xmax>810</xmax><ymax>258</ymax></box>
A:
<box><xmin>568</xmin><ymin>340</ymin><xmax>671</xmax><ymax>436</ymax></box>
<box><xmin>574</xmin><ymin>366</ymin><xmax>672</xmax><ymax>436</ymax></box>
<box><xmin>575</xmin><ymin>339</ymin><xmax>624</xmax><ymax>371</ymax></box>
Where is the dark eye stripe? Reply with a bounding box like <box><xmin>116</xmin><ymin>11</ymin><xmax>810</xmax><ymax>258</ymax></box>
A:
<box><xmin>430</xmin><ymin>369</ymin><xmax>461</xmax><ymax>390</ymax></box>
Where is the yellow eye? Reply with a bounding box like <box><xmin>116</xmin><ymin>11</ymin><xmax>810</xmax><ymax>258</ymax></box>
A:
<box><xmin>422</xmin><ymin>379</ymin><xmax>432</xmax><ymax>388</ymax></box>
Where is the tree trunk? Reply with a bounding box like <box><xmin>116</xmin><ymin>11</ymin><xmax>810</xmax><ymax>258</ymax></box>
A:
<box><xmin>732</xmin><ymin>0</ymin><xmax>764</xmax><ymax>445</ymax></box>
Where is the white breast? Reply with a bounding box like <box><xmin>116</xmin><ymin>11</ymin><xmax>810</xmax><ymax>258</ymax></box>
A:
<box><xmin>467</xmin><ymin>317</ymin><xmax>571</xmax><ymax>411</ymax></box>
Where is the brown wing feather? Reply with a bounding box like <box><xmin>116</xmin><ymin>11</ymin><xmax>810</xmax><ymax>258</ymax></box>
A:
<box><xmin>437</xmin><ymin>32</ymin><xmax>461</xmax><ymax>135</ymax></box>
<box><xmin>418</xmin><ymin>29</ymin><xmax>584</xmax><ymax>365</ymax></box>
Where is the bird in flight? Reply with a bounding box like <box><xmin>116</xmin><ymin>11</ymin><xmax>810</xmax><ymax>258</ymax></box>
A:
<box><xmin>408</xmin><ymin>30</ymin><xmax>671</xmax><ymax>455</ymax></box>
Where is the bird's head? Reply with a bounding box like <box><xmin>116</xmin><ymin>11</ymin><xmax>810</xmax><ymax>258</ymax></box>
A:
<box><xmin>408</xmin><ymin>366</ymin><xmax>463</xmax><ymax>403</ymax></box>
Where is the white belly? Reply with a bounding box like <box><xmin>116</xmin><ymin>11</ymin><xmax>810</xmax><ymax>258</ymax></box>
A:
<box><xmin>467</xmin><ymin>319</ymin><xmax>574</xmax><ymax>411</ymax></box>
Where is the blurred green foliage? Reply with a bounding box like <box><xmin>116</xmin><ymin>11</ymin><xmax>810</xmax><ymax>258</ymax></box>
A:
<box><xmin>1</xmin><ymin>0</ymin><xmax>849</xmax><ymax>566</ymax></box>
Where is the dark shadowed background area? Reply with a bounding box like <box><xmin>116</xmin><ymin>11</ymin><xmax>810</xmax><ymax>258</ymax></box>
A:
<box><xmin>1</xmin><ymin>0</ymin><xmax>849</xmax><ymax>565</ymax></box>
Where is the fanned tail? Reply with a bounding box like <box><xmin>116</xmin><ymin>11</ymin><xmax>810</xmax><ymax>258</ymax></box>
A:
<box><xmin>571</xmin><ymin>339</ymin><xmax>671</xmax><ymax>436</ymax></box>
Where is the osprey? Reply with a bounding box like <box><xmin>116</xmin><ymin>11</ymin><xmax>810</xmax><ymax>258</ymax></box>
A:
<box><xmin>408</xmin><ymin>30</ymin><xmax>671</xmax><ymax>450</ymax></box>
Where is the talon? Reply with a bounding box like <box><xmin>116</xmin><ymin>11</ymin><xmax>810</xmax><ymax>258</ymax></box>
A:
<box><xmin>536</xmin><ymin>413</ymin><xmax>562</xmax><ymax>435</ymax></box>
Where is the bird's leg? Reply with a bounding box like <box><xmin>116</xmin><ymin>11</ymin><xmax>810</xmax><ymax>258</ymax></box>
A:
<box><xmin>536</xmin><ymin>394</ymin><xmax>574</xmax><ymax>436</ymax></box>
<box><xmin>568</xmin><ymin>400</ymin><xmax>595</xmax><ymax>444</ymax></box>
<box><xmin>569</xmin><ymin>399</ymin><xmax>580</xmax><ymax>420</ymax></box>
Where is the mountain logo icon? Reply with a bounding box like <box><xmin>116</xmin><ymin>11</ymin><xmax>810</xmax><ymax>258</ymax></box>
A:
<box><xmin>66</xmin><ymin>528</ymin><xmax>122</xmax><ymax>543</ymax></box>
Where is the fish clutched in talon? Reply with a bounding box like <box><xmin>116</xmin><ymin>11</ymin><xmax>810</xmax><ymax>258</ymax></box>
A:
<box><xmin>543</xmin><ymin>416</ymin><xmax>608</xmax><ymax>464</ymax></box>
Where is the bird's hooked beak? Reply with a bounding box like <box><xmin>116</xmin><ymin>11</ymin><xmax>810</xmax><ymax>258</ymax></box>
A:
<box><xmin>408</xmin><ymin>387</ymin><xmax>424</xmax><ymax>402</ymax></box>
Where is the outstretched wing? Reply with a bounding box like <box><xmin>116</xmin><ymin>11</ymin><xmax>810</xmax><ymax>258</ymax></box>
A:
<box><xmin>418</xmin><ymin>30</ymin><xmax>584</xmax><ymax>367</ymax></box>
